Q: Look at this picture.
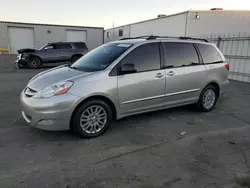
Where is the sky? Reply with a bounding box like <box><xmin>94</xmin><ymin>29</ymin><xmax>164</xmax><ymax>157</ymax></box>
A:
<box><xmin>1</xmin><ymin>0</ymin><xmax>250</xmax><ymax>29</ymax></box>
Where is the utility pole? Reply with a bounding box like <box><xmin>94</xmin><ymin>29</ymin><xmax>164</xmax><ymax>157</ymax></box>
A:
<box><xmin>184</xmin><ymin>8</ymin><xmax>191</xmax><ymax>37</ymax></box>
<box><xmin>112</xmin><ymin>20</ymin><xmax>115</xmax><ymax>41</ymax></box>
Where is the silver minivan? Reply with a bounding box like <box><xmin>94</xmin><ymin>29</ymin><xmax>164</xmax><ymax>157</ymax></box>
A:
<box><xmin>20</xmin><ymin>36</ymin><xmax>230</xmax><ymax>138</ymax></box>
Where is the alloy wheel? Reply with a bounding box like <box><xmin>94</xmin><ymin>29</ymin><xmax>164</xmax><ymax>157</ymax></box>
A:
<box><xmin>203</xmin><ymin>89</ymin><xmax>216</xmax><ymax>109</ymax></box>
<box><xmin>80</xmin><ymin>105</ymin><xmax>107</xmax><ymax>134</ymax></box>
<box><xmin>31</xmin><ymin>60</ymin><xmax>38</xmax><ymax>67</ymax></box>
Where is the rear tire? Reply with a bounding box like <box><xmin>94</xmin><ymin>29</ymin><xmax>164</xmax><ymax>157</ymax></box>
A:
<box><xmin>28</xmin><ymin>57</ymin><xmax>41</xmax><ymax>69</ymax></box>
<box><xmin>197</xmin><ymin>85</ymin><xmax>218</xmax><ymax>112</ymax></box>
<box><xmin>71</xmin><ymin>55</ymin><xmax>82</xmax><ymax>63</ymax></box>
<box><xmin>72</xmin><ymin>99</ymin><xmax>113</xmax><ymax>138</ymax></box>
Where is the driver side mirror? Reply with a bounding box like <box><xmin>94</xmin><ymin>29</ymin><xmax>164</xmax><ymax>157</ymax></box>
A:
<box><xmin>120</xmin><ymin>63</ymin><xmax>137</xmax><ymax>74</ymax></box>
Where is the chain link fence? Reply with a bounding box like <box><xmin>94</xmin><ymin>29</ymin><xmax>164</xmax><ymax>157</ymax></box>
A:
<box><xmin>201</xmin><ymin>33</ymin><xmax>250</xmax><ymax>83</ymax></box>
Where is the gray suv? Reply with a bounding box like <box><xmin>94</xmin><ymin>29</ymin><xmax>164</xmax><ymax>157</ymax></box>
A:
<box><xmin>15</xmin><ymin>42</ymin><xmax>88</xmax><ymax>69</ymax></box>
<box><xmin>20</xmin><ymin>36</ymin><xmax>229</xmax><ymax>138</ymax></box>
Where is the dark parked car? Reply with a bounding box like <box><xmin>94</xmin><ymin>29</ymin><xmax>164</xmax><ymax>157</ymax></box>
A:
<box><xmin>15</xmin><ymin>42</ymin><xmax>88</xmax><ymax>69</ymax></box>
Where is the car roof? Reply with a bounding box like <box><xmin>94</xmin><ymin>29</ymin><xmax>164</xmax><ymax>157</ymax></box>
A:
<box><xmin>111</xmin><ymin>39</ymin><xmax>147</xmax><ymax>45</ymax></box>
<box><xmin>48</xmin><ymin>41</ymin><xmax>86</xmax><ymax>45</ymax></box>
<box><xmin>111</xmin><ymin>37</ymin><xmax>210</xmax><ymax>45</ymax></box>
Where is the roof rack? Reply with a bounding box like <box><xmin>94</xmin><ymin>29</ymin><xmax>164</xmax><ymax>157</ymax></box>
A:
<box><xmin>178</xmin><ymin>36</ymin><xmax>208</xmax><ymax>42</ymax></box>
<box><xmin>119</xmin><ymin>36</ymin><xmax>153</xmax><ymax>40</ymax></box>
<box><xmin>120</xmin><ymin>35</ymin><xmax>208</xmax><ymax>42</ymax></box>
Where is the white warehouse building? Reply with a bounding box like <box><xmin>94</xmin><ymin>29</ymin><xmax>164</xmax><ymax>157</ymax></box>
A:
<box><xmin>105</xmin><ymin>9</ymin><xmax>250</xmax><ymax>83</ymax></box>
<box><xmin>0</xmin><ymin>21</ymin><xmax>104</xmax><ymax>54</ymax></box>
<box><xmin>105</xmin><ymin>9</ymin><xmax>250</xmax><ymax>42</ymax></box>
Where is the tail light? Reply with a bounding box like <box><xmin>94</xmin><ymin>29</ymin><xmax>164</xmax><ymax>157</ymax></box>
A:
<box><xmin>225</xmin><ymin>63</ymin><xmax>230</xmax><ymax>71</ymax></box>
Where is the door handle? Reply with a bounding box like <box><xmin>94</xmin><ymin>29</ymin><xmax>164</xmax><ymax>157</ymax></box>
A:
<box><xmin>167</xmin><ymin>71</ymin><xmax>175</xmax><ymax>76</ymax></box>
<box><xmin>155</xmin><ymin>73</ymin><xmax>164</xmax><ymax>78</ymax></box>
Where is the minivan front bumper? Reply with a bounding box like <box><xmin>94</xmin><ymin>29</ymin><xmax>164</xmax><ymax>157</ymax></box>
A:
<box><xmin>20</xmin><ymin>91</ymin><xmax>81</xmax><ymax>131</ymax></box>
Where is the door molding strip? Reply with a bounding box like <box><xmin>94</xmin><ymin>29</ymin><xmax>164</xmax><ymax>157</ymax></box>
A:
<box><xmin>122</xmin><ymin>88</ymin><xmax>200</xmax><ymax>104</ymax></box>
<box><xmin>165</xmin><ymin>88</ymin><xmax>200</xmax><ymax>97</ymax></box>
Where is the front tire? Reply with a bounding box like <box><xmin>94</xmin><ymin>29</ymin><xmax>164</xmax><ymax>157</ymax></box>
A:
<box><xmin>14</xmin><ymin>61</ymin><xmax>20</xmax><ymax>69</ymax></box>
<box><xmin>28</xmin><ymin>57</ymin><xmax>41</xmax><ymax>69</ymax></box>
<box><xmin>72</xmin><ymin>99</ymin><xmax>113</xmax><ymax>138</ymax></box>
<box><xmin>197</xmin><ymin>85</ymin><xmax>218</xmax><ymax>112</ymax></box>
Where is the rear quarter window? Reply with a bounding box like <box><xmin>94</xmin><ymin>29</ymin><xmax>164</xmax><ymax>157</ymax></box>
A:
<box><xmin>163</xmin><ymin>42</ymin><xmax>199</xmax><ymax>68</ymax></box>
<box><xmin>56</xmin><ymin>43</ymin><xmax>73</xmax><ymax>49</ymax></box>
<box><xmin>196</xmin><ymin>43</ymin><xmax>222</xmax><ymax>64</ymax></box>
<box><xmin>74</xmin><ymin>42</ymin><xmax>88</xmax><ymax>50</ymax></box>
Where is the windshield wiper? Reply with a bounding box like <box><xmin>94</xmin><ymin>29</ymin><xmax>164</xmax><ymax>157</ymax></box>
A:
<box><xmin>67</xmin><ymin>65</ymin><xmax>80</xmax><ymax>70</ymax></box>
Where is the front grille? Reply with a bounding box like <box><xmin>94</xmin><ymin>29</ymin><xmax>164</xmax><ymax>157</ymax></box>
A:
<box><xmin>24</xmin><ymin>87</ymin><xmax>37</xmax><ymax>98</ymax></box>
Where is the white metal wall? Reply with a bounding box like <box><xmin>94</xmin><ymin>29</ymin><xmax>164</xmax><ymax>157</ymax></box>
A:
<box><xmin>66</xmin><ymin>30</ymin><xmax>87</xmax><ymax>42</ymax></box>
<box><xmin>222</xmin><ymin>34</ymin><xmax>250</xmax><ymax>83</ymax></box>
<box><xmin>0</xmin><ymin>22</ymin><xmax>104</xmax><ymax>53</ymax></box>
<box><xmin>8</xmin><ymin>27</ymin><xmax>35</xmax><ymax>54</ymax></box>
<box><xmin>206</xmin><ymin>33</ymin><xmax>250</xmax><ymax>83</ymax></box>
<box><xmin>187</xmin><ymin>11</ymin><xmax>250</xmax><ymax>37</ymax></box>
<box><xmin>130</xmin><ymin>13</ymin><xmax>186</xmax><ymax>37</ymax></box>
<box><xmin>104</xmin><ymin>10</ymin><xmax>250</xmax><ymax>43</ymax></box>
<box><xmin>105</xmin><ymin>25</ymin><xmax>130</xmax><ymax>43</ymax></box>
<box><xmin>104</xmin><ymin>13</ymin><xmax>187</xmax><ymax>43</ymax></box>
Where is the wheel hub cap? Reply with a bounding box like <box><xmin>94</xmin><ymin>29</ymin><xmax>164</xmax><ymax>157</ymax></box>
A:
<box><xmin>80</xmin><ymin>105</ymin><xmax>107</xmax><ymax>134</ymax></box>
<box><xmin>203</xmin><ymin>89</ymin><xmax>216</xmax><ymax>109</ymax></box>
<box><xmin>31</xmin><ymin>61</ymin><xmax>37</xmax><ymax>67</ymax></box>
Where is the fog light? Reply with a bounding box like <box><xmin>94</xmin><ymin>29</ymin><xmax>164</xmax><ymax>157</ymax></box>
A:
<box><xmin>38</xmin><ymin>120</ymin><xmax>55</xmax><ymax>125</ymax></box>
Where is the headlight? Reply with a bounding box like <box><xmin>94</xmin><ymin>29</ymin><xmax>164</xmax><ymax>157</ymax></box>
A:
<box><xmin>33</xmin><ymin>81</ymin><xmax>73</xmax><ymax>99</ymax></box>
<box><xmin>17</xmin><ymin>54</ymin><xmax>21</xmax><ymax>60</ymax></box>
<box><xmin>22</xmin><ymin>53</ymin><xmax>28</xmax><ymax>59</ymax></box>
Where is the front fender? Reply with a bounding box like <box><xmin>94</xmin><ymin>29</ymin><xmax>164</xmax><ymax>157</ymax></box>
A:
<box><xmin>68</xmin><ymin>71</ymin><xmax>120</xmax><ymax>118</ymax></box>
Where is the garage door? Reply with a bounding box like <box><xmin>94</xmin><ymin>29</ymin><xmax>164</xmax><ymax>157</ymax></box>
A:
<box><xmin>8</xmin><ymin>27</ymin><xmax>35</xmax><ymax>54</ymax></box>
<box><xmin>66</xmin><ymin>30</ymin><xmax>87</xmax><ymax>42</ymax></box>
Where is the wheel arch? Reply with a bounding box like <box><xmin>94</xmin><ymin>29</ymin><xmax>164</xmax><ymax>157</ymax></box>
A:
<box><xmin>203</xmin><ymin>81</ymin><xmax>220</xmax><ymax>97</ymax></box>
<box><xmin>29</xmin><ymin>54</ymin><xmax>43</xmax><ymax>65</ymax></box>
<box><xmin>70</xmin><ymin>95</ymin><xmax>117</xmax><ymax>130</ymax></box>
<box><xmin>71</xmin><ymin>54</ymin><xmax>83</xmax><ymax>58</ymax></box>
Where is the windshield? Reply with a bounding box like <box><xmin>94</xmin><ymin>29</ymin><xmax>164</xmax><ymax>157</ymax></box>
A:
<box><xmin>71</xmin><ymin>43</ymin><xmax>132</xmax><ymax>72</ymax></box>
<box><xmin>38</xmin><ymin>44</ymin><xmax>47</xmax><ymax>51</ymax></box>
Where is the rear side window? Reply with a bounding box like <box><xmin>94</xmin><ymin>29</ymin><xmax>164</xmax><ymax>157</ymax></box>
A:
<box><xmin>196</xmin><ymin>43</ymin><xmax>222</xmax><ymax>64</ymax></box>
<box><xmin>122</xmin><ymin>43</ymin><xmax>160</xmax><ymax>72</ymax></box>
<box><xmin>43</xmin><ymin>44</ymin><xmax>56</xmax><ymax>51</ymax></box>
<box><xmin>74</xmin><ymin>42</ymin><xmax>87</xmax><ymax>50</ymax></box>
<box><xmin>56</xmin><ymin>43</ymin><xmax>73</xmax><ymax>49</ymax></box>
<box><xmin>163</xmin><ymin>42</ymin><xmax>199</xmax><ymax>68</ymax></box>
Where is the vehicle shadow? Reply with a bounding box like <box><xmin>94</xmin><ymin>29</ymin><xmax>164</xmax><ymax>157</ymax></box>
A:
<box><xmin>19</xmin><ymin>105</ymin><xmax>198</xmax><ymax>141</ymax></box>
<box><xmin>109</xmin><ymin>105</ymin><xmax>198</xmax><ymax>131</ymax></box>
<box><xmin>15</xmin><ymin>118</ymin><xmax>80</xmax><ymax>142</ymax></box>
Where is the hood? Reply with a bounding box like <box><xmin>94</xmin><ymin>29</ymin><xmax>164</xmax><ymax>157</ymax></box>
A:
<box><xmin>28</xmin><ymin>66</ymin><xmax>91</xmax><ymax>91</ymax></box>
<box><xmin>17</xmin><ymin>48</ymin><xmax>37</xmax><ymax>53</ymax></box>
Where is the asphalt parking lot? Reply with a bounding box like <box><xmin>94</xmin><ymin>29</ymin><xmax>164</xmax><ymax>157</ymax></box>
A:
<box><xmin>1</xmin><ymin>55</ymin><xmax>250</xmax><ymax>188</ymax></box>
